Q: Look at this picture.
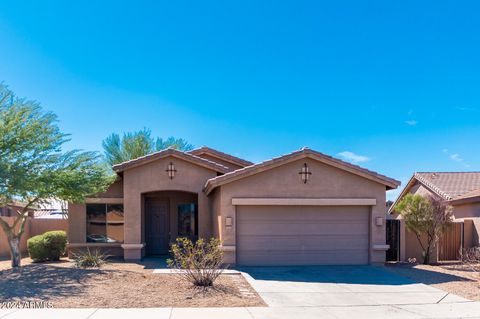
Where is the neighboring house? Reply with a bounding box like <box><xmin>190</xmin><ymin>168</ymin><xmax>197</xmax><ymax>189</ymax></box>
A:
<box><xmin>0</xmin><ymin>202</ymin><xmax>36</xmax><ymax>217</ymax></box>
<box><xmin>389</xmin><ymin>172</ymin><xmax>480</xmax><ymax>262</ymax></box>
<box><xmin>68</xmin><ymin>146</ymin><xmax>400</xmax><ymax>266</ymax></box>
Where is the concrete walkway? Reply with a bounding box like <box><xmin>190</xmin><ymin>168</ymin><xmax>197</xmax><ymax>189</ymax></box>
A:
<box><xmin>1</xmin><ymin>265</ymin><xmax>480</xmax><ymax>318</ymax></box>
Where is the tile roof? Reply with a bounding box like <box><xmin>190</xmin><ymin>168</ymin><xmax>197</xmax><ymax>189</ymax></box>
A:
<box><xmin>112</xmin><ymin>148</ymin><xmax>230</xmax><ymax>173</ymax></box>
<box><xmin>450</xmin><ymin>188</ymin><xmax>480</xmax><ymax>202</ymax></box>
<box><xmin>414</xmin><ymin>172</ymin><xmax>480</xmax><ymax>200</ymax></box>
<box><xmin>204</xmin><ymin>147</ymin><xmax>400</xmax><ymax>194</ymax></box>
<box><xmin>188</xmin><ymin>146</ymin><xmax>254</xmax><ymax>168</ymax></box>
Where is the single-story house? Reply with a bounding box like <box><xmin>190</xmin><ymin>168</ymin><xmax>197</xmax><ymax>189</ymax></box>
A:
<box><xmin>68</xmin><ymin>146</ymin><xmax>400</xmax><ymax>266</ymax></box>
<box><xmin>388</xmin><ymin>172</ymin><xmax>480</xmax><ymax>263</ymax></box>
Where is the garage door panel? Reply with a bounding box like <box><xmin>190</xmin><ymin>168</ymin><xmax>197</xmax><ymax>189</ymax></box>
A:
<box><xmin>237</xmin><ymin>235</ymin><xmax>369</xmax><ymax>251</ymax></box>
<box><xmin>236</xmin><ymin>206</ymin><xmax>370</xmax><ymax>266</ymax></box>
<box><xmin>238</xmin><ymin>221</ymin><xmax>368</xmax><ymax>236</ymax></box>
<box><xmin>238</xmin><ymin>250</ymin><xmax>368</xmax><ymax>266</ymax></box>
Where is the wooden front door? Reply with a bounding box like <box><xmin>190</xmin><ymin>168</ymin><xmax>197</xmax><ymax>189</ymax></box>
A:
<box><xmin>145</xmin><ymin>199</ymin><xmax>170</xmax><ymax>255</ymax></box>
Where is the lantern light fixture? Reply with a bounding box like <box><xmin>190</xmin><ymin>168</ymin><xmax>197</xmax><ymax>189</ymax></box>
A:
<box><xmin>299</xmin><ymin>162</ymin><xmax>312</xmax><ymax>184</ymax></box>
<box><xmin>166</xmin><ymin>162</ymin><xmax>177</xmax><ymax>179</ymax></box>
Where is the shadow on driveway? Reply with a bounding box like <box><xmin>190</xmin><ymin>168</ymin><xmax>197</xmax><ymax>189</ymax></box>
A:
<box><xmin>237</xmin><ymin>265</ymin><xmax>472</xmax><ymax>285</ymax></box>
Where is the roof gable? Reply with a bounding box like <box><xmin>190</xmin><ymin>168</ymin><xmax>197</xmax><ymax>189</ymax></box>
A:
<box><xmin>389</xmin><ymin>172</ymin><xmax>480</xmax><ymax>213</ymax></box>
<box><xmin>188</xmin><ymin>146</ymin><xmax>253</xmax><ymax>169</ymax></box>
<box><xmin>415</xmin><ymin>172</ymin><xmax>480</xmax><ymax>200</ymax></box>
<box><xmin>204</xmin><ymin>148</ymin><xmax>400</xmax><ymax>194</ymax></box>
<box><xmin>112</xmin><ymin>148</ymin><xmax>230</xmax><ymax>173</ymax></box>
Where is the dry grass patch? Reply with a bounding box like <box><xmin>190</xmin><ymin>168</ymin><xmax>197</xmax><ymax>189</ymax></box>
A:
<box><xmin>386</xmin><ymin>262</ymin><xmax>480</xmax><ymax>301</ymax></box>
<box><xmin>0</xmin><ymin>258</ymin><xmax>265</xmax><ymax>308</ymax></box>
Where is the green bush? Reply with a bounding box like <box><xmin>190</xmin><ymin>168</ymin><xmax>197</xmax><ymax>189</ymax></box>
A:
<box><xmin>27</xmin><ymin>230</ymin><xmax>67</xmax><ymax>262</ymax></box>
<box><xmin>72</xmin><ymin>248</ymin><xmax>108</xmax><ymax>268</ymax></box>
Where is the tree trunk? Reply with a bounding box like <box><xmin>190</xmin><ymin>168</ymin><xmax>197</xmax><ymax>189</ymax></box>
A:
<box><xmin>423</xmin><ymin>246</ymin><xmax>431</xmax><ymax>265</ymax></box>
<box><xmin>8</xmin><ymin>235</ymin><xmax>21</xmax><ymax>267</ymax></box>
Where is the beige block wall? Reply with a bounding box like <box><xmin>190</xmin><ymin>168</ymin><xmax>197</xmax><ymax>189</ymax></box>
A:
<box><xmin>30</xmin><ymin>219</ymin><xmax>68</xmax><ymax>237</ymax></box>
<box><xmin>0</xmin><ymin>217</ymin><xmax>68</xmax><ymax>258</ymax></box>
<box><xmin>214</xmin><ymin>158</ymin><xmax>388</xmax><ymax>264</ymax></box>
<box><xmin>122</xmin><ymin>157</ymin><xmax>218</xmax><ymax>259</ymax></box>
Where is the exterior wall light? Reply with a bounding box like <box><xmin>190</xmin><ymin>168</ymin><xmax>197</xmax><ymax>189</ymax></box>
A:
<box><xmin>299</xmin><ymin>163</ymin><xmax>312</xmax><ymax>184</ymax></box>
<box><xmin>166</xmin><ymin>162</ymin><xmax>177</xmax><ymax>179</ymax></box>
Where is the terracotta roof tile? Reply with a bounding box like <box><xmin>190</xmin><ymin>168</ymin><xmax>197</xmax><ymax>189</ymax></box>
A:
<box><xmin>204</xmin><ymin>147</ymin><xmax>400</xmax><ymax>194</ymax></box>
<box><xmin>414</xmin><ymin>172</ymin><xmax>480</xmax><ymax>200</ymax></box>
<box><xmin>188</xmin><ymin>146</ymin><xmax>253</xmax><ymax>168</ymax></box>
<box><xmin>112</xmin><ymin>148</ymin><xmax>230</xmax><ymax>173</ymax></box>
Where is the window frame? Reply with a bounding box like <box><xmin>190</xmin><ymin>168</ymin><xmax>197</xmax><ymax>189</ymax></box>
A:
<box><xmin>86</xmin><ymin>203</ymin><xmax>124</xmax><ymax>243</ymax></box>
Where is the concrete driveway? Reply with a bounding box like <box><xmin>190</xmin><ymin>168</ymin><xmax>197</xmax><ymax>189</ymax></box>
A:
<box><xmin>238</xmin><ymin>265</ymin><xmax>480</xmax><ymax>318</ymax></box>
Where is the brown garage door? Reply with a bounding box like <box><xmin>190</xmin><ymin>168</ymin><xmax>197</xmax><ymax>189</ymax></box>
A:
<box><xmin>236</xmin><ymin>206</ymin><xmax>370</xmax><ymax>266</ymax></box>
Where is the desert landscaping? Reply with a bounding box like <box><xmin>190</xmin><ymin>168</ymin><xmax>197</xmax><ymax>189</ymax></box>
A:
<box><xmin>0</xmin><ymin>258</ymin><xmax>265</xmax><ymax>308</ymax></box>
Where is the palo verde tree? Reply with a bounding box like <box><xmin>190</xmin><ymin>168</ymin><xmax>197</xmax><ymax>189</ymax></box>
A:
<box><xmin>102</xmin><ymin>129</ymin><xmax>194</xmax><ymax>166</ymax></box>
<box><xmin>396</xmin><ymin>194</ymin><xmax>453</xmax><ymax>264</ymax></box>
<box><xmin>0</xmin><ymin>84</ymin><xmax>115</xmax><ymax>267</ymax></box>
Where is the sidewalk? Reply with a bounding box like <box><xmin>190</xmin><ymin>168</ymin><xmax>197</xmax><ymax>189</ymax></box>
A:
<box><xmin>2</xmin><ymin>302</ymin><xmax>480</xmax><ymax>319</ymax></box>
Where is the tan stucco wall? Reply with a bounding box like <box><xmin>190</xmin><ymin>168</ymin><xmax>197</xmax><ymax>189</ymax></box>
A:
<box><xmin>210</xmin><ymin>188</ymin><xmax>222</xmax><ymax>240</ymax></box>
<box><xmin>122</xmin><ymin>156</ymin><xmax>218</xmax><ymax>259</ymax></box>
<box><xmin>68</xmin><ymin>203</ymin><xmax>87</xmax><ymax>244</ymax></box>
<box><xmin>214</xmin><ymin>158</ymin><xmax>388</xmax><ymax>264</ymax></box>
<box><xmin>453</xmin><ymin>202</ymin><xmax>480</xmax><ymax>219</ymax></box>
<box><xmin>93</xmin><ymin>179</ymin><xmax>124</xmax><ymax>198</ymax></box>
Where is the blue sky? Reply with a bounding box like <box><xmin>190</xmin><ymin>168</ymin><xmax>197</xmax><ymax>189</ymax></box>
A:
<box><xmin>1</xmin><ymin>1</ymin><xmax>479</xmax><ymax>200</ymax></box>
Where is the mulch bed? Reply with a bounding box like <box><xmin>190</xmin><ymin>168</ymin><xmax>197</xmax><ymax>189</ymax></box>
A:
<box><xmin>0</xmin><ymin>258</ymin><xmax>266</xmax><ymax>308</ymax></box>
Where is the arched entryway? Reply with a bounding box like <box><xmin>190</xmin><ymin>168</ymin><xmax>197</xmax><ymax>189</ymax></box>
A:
<box><xmin>143</xmin><ymin>190</ymin><xmax>198</xmax><ymax>256</ymax></box>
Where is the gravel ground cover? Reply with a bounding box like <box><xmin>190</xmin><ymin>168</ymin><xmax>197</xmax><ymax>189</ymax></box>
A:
<box><xmin>0</xmin><ymin>257</ymin><xmax>265</xmax><ymax>308</ymax></box>
<box><xmin>386</xmin><ymin>262</ymin><xmax>480</xmax><ymax>301</ymax></box>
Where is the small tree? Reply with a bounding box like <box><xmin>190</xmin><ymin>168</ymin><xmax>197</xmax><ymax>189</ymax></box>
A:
<box><xmin>396</xmin><ymin>194</ymin><xmax>453</xmax><ymax>264</ymax></box>
<box><xmin>0</xmin><ymin>85</ymin><xmax>114</xmax><ymax>267</ymax></box>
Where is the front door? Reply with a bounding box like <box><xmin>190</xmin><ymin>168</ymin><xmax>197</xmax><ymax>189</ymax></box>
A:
<box><xmin>145</xmin><ymin>199</ymin><xmax>170</xmax><ymax>255</ymax></box>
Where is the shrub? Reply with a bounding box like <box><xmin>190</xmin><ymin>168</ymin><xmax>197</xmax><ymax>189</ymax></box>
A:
<box><xmin>167</xmin><ymin>237</ymin><xmax>224</xmax><ymax>287</ymax></box>
<box><xmin>72</xmin><ymin>248</ymin><xmax>108</xmax><ymax>268</ymax></box>
<box><xmin>460</xmin><ymin>247</ymin><xmax>480</xmax><ymax>276</ymax></box>
<box><xmin>27</xmin><ymin>230</ymin><xmax>67</xmax><ymax>262</ymax></box>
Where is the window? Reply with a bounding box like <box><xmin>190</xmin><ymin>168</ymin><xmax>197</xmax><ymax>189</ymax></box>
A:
<box><xmin>177</xmin><ymin>203</ymin><xmax>198</xmax><ymax>239</ymax></box>
<box><xmin>86</xmin><ymin>204</ymin><xmax>124</xmax><ymax>243</ymax></box>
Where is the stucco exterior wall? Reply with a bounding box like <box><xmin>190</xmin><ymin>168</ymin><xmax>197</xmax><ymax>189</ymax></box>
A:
<box><xmin>93</xmin><ymin>179</ymin><xmax>124</xmax><ymax>198</ymax></box>
<box><xmin>214</xmin><ymin>158</ymin><xmax>388</xmax><ymax>264</ymax></box>
<box><xmin>210</xmin><ymin>188</ymin><xmax>222</xmax><ymax>240</ymax></box>
<box><xmin>68</xmin><ymin>203</ymin><xmax>87</xmax><ymax>244</ymax></box>
<box><xmin>122</xmin><ymin>156</ymin><xmax>218</xmax><ymax>259</ymax></box>
<box><xmin>453</xmin><ymin>202</ymin><xmax>480</xmax><ymax>219</ymax></box>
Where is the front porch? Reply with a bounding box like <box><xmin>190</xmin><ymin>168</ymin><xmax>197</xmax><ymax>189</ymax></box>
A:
<box><xmin>123</xmin><ymin>190</ymin><xmax>202</xmax><ymax>260</ymax></box>
<box><xmin>142</xmin><ymin>190</ymin><xmax>199</xmax><ymax>256</ymax></box>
